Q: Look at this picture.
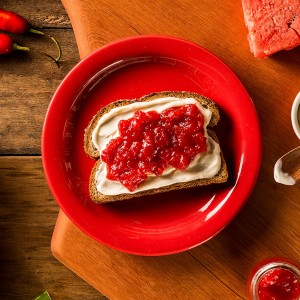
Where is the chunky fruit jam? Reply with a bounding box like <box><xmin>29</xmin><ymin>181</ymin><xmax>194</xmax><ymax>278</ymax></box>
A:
<box><xmin>258</xmin><ymin>268</ymin><xmax>300</xmax><ymax>300</ymax></box>
<box><xmin>101</xmin><ymin>104</ymin><xmax>207</xmax><ymax>191</ymax></box>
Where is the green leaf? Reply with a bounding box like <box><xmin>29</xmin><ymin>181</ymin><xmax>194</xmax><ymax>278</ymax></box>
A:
<box><xmin>34</xmin><ymin>291</ymin><xmax>51</xmax><ymax>300</ymax></box>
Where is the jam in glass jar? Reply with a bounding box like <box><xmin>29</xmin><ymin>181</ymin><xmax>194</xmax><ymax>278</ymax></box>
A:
<box><xmin>248</xmin><ymin>258</ymin><xmax>300</xmax><ymax>300</ymax></box>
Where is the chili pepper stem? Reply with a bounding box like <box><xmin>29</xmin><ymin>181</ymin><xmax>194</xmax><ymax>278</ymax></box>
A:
<box><xmin>12</xmin><ymin>43</ymin><xmax>30</xmax><ymax>52</ymax></box>
<box><xmin>29</xmin><ymin>28</ymin><xmax>62</xmax><ymax>62</ymax></box>
<box><xmin>13</xmin><ymin>43</ymin><xmax>60</xmax><ymax>68</ymax></box>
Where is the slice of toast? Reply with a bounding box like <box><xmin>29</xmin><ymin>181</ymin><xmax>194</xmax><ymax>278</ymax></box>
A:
<box><xmin>84</xmin><ymin>91</ymin><xmax>220</xmax><ymax>159</ymax></box>
<box><xmin>84</xmin><ymin>91</ymin><xmax>228</xmax><ymax>203</ymax></box>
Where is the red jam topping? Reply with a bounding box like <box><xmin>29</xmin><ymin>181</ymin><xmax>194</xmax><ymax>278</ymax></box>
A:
<box><xmin>101</xmin><ymin>104</ymin><xmax>207</xmax><ymax>191</ymax></box>
<box><xmin>258</xmin><ymin>268</ymin><xmax>300</xmax><ymax>300</ymax></box>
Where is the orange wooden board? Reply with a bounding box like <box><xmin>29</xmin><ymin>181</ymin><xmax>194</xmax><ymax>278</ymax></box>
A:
<box><xmin>51</xmin><ymin>0</ymin><xmax>300</xmax><ymax>299</ymax></box>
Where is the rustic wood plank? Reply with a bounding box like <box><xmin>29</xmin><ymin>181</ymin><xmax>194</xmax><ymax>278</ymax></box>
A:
<box><xmin>1</xmin><ymin>0</ymin><xmax>71</xmax><ymax>28</ymax></box>
<box><xmin>0</xmin><ymin>156</ymin><xmax>104</xmax><ymax>300</ymax></box>
<box><xmin>0</xmin><ymin>0</ymin><xmax>75</xmax><ymax>154</ymax></box>
<box><xmin>0</xmin><ymin>29</ymin><xmax>79</xmax><ymax>154</ymax></box>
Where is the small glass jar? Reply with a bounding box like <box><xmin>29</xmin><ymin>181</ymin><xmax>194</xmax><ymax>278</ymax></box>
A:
<box><xmin>248</xmin><ymin>258</ymin><xmax>300</xmax><ymax>300</ymax></box>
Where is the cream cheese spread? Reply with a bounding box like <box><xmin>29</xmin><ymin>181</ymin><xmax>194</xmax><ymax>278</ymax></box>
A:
<box><xmin>91</xmin><ymin>97</ymin><xmax>222</xmax><ymax>195</ymax></box>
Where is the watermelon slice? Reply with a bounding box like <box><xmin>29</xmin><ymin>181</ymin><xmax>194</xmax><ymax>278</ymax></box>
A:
<box><xmin>241</xmin><ymin>0</ymin><xmax>300</xmax><ymax>58</ymax></box>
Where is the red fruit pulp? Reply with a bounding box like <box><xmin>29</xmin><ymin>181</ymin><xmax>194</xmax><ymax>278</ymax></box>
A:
<box><xmin>101</xmin><ymin>104</ymin><xmax>207</xmax><ymax>191</ymax></box>
<box><xmin>258</xmin><ymin>267</ymin><xmax>300</xmax><ymax>300</ymax></box>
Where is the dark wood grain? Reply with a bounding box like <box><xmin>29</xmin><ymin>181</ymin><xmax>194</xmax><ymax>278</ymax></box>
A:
<box><xmin>0</xmin><ymin>1</ymin><xmax>101</xmax><ymax>299</ymax></box>
<box><xmin>0</xmin><ymin>30</ymin><xmax>79</xmax><ymax>154</ymax></box>
<box><xmin>0</xmin><ymin>1</ymin><xmax>79</xmax><ymax>154</ymax></box>
<box><xmin>0</xmin><ymin>157</ymin><xmax>104</xmax><ymax>299</ymax></box>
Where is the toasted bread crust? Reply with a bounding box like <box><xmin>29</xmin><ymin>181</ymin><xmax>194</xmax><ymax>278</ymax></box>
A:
<box><xmin>84</xmin><ymin>91</ymin><xmax>227</xmax><ymax>203</ymax></box>
<box><xmin>84</xmin><ymin>91</ymin><xmax>220</xmax><ymax>159</ymax></box>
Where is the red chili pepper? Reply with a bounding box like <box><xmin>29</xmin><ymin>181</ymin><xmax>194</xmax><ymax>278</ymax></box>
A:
<box><xmin>0</xmin><ymin>33</ymin><xmax>59</xmax><ymax>67</ymax></box>
<box><xmin>0</xmin><ymin>33</ymin><xmax>14</xmax><ymax>54</ymax></box>
<box><xmin>0</xmin><ymin>9</ymin><xmax>61</xmax><ymax>62</ymax></box>
<box><xmin>0</xmin><ymin>9</ymin><xmax>28</xmax><ymax>33</ymax></box>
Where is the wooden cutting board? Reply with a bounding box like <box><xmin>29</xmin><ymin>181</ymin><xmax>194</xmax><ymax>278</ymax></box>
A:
<box><xmin>51</xmin><ymin>0</ymin><xmax>300</xmax><ymax>299</ymax></box>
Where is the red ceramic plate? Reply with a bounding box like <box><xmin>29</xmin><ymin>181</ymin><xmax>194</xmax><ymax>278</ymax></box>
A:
<box><xmin>42</xmin><ymin>36</ymin><xmax>261</xmax><ymax>256</ymax></box>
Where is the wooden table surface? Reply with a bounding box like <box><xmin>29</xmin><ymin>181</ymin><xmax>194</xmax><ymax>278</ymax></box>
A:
<box><xmin>1</xmin><ymin>0</ymin><xmax>300</xmax><ymax>299</ymax></box>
